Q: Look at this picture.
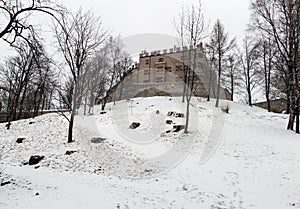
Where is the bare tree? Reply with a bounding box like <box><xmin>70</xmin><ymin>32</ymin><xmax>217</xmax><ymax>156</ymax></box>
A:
<box><xmin>204</xmin><ymin>42</ymin><xmax>217</xmax><ymax>101</ymax></box>
<box><xmin>174</xmin><ymin>6</ymin><xmax>189</xmax><ymax>103</ymax></box>
<box><xmin>0</xmin><ymin>35</ymin><xmax>55</xmax><ymax>129</ymax></box>
<box><xmin>207</xmin><ymin>19</ymin><xmax>235</xmax><ymax>107</ymax></box>
<box><xmin>251</xmin><ymin>0</ymin><xmax>300</xmax><ymax>132</ymax></box>
<box><xmin>258</xmin><ymin>35</ymin><xmax>278</xmax><ymax>112</ymax></box>
<box><xmin>239</xmin><ymin>36</ymin><xmax>261</xmax><ymax>106</ymax></box>
<box><xmin>54</xmin><ymin>8</ymin><xmax>107</xmax><ymax>143</ymax></box>
<box><xmin>100</xmin><ymin>36</ymin><xmax>132</xmax><ymax>110</ymax></box>
<box><xmin>221</xmin><ymin>52</ymin><xmax>241</xmax><ymax>101</ymax></box>
<box><xmin>0</xmin><ymin>0</ymin><xmax>61</xmax><ymax>46</ymax></box>
<box><xmin>174</xmin><ymin>1</ymin><xmax>208</xmax><ymax>134</ymax></box>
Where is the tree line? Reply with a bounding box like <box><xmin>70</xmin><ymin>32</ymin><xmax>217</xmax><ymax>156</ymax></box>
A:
<box><xmin>174</xmin><ymin>0</ymin><xmax>300</xmax><ymax>134</ymax></box>
<box><xmin>0</xmin><ymin>0</ymin><xmax>132</xmax><ymax>143</ymax></box>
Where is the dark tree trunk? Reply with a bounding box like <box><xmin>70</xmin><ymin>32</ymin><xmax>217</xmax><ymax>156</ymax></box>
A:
<box><xmin>295</xmin><ymin>98</ymin><xmax>299</xmax><ymax>134</ymax></box>
<box><xmin>68</xmin><ymin>83</ymin><xmax>79</xmax><ymax>143</ymax></box>
<box><xmin>182</xmin><ymin>68</ymin><xmax>188</xmax><ymax>103</ymax></box>
<box><xmin>215</xmin><ymin>53</ymin><xmax>221</xmax><ymax>108</ymax></box>
<box><xmin>230</xmin><ymin>73</ymin><xmax>234</xmax><ymax>101</ymax></box>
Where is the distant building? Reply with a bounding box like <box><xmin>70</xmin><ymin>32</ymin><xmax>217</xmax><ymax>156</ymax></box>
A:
<box><xmin>106</xmin><ymin>44</ymin><xmax>231</xmax><ymax>102</ymax></box>
<box><xmin>254</xmin><ymin>98</ymin><xmax>288</xmax><ymax>113</ymax></box>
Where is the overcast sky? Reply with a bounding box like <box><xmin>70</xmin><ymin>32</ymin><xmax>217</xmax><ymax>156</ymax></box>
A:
<box><xmin>0</xmin><ymin>0</ymin><xmax>251</xmax><ymax>58</ymax></box>
<box><xmin>62</xmin><ymin>0</ymin><xmax>251</xmax><ymax>37</ymax></box>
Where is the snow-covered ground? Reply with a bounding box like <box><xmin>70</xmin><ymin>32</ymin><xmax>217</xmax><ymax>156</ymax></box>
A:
<box><xmin>0</xmin><ymin>97</ymin><xmax>299</xmax><ymax>209</ymax></box>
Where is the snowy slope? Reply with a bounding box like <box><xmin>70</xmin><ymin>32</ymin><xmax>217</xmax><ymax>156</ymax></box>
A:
<box><xmin>0</xmin><ymin>97</ymin><xmax>299</xmax><ymax>209</ymax></box>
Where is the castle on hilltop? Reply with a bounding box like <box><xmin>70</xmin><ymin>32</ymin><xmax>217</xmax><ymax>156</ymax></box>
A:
<box><xmin>105</xmin><ymin>44</ymin><xmax>231</xmax><ymax>102</ymax></box>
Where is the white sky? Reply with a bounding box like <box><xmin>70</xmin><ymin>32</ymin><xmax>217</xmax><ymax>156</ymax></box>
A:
<box><xmin>0</xmin><ymin>0</ymin><xmax>251</xmax><ymax>58</ymax></box>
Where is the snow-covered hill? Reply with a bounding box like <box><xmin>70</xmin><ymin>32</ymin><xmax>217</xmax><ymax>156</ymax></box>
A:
<box><xmin>0</xmin><ymin>97</ymin><xmax>299</xmax><ymax>209</ymax></box>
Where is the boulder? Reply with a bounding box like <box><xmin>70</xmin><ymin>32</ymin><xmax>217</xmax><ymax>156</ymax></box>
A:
<box><xmin>130</xmin><ymin>122</ymin><xmax>140</xmax><ymax>129</ymax></box>
<box><xmin>173</xmin><ymin>125</ymin><xmax>185</xmax><ymax>132</ymax></box>
<box><xmin>16</xmin><ymin>138</ymin><xmax>25</xmax><ymax>144</ymax></box>
<box><xmin>65</xmin><ymin>150</ymin><xmax>77</xmax><ymax>155</ymax></box>
<box><xmin>166</xmin><ymin>120</ymin><xmax>173</xmax><ymax>125</ymax></box>
<box><xmin>167</xmin><ymin>111</ymin><xmax>176</xmax><ymax>116</ymax></box>
<box><xmin>175</xmin><ymin>113</ymin><xmax>185</xmax><ymax>118</ymax></box>
<box><xmin>29</xmin><ymin>155</ymin><xmax>44</xmax><ymax>165</ymax></box>
<box><xmin>0</xmin><ymin>181</ymin><xmax>11</xmax><ymax>186</ymax></box>
<box><xmin>91</xmin><ymin>137</ymin><xmax>106</xmax><ymax>144</ymax></box>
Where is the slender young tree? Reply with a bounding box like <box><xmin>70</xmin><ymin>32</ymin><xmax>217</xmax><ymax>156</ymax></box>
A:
<box><xmin>174</xmin><ymin>1</ymin><xmax>208</xmax><ymax>134</ymax></box>
<box><xmin>54</xmin><ymin>8</ymin><xmax>107</xmax><ymax>143</ymax></box>
<box><xmin>221</xmin><ymin>53</ymin><xmax>241</xmax><ymax>101</ymax></box>
<box><xmin>207</xmin><ymin>19</ymin><xmax>235</xmax><ymax>107</ymax></box>
<box><xmin>239</xmin><ymin>36</ymin><xmax>261</xmax><ymax>107</ymax></box>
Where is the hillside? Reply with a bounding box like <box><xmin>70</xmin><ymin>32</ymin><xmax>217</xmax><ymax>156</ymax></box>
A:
<box><xmin>0</xmin><ymin>97</ymin><xmax>299</xmax><ymax>209</ymax></box>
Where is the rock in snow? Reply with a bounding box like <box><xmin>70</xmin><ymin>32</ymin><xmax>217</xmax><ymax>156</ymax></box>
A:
<box><xmin>28</xmin><ymin>155</ymin><xmax>44</xmax><ymax>165</ymax></box>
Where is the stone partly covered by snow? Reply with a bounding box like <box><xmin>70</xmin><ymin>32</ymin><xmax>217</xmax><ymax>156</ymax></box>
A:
<box><xmin>16</xmin><ymin>138</ymin><xmax>25</xmax><ymax>144</ymax></box>
<box><xmin>129</xmin><ymin>122</ymin><xmax>140</xmax><ymax>129</ymax></box>
<box><xmin>0</xmin><ymin>96</ymin><xmax>300</xmax><ymax>209</ymax></box>
<box><xmin>65</xmin><ymin>150</ymin><xmax>77</xmax><ymax>155</ymax></box>
<box><xmin>172</xmin><ymin>125</ymin><xmax>185</xmax><ymax>132</ymax></box>
<box><xmin>90</xmin><ymin>137</ymin><xmax>106</xmax><ymax>144</ymax></box>
<box><xmin>28</xmin><ymin>155</ymin><xmax>44</xmax><ymax>166</ymax></box>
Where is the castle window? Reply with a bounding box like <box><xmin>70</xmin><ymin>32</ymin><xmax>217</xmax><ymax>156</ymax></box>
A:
<box><xmin>156</xmin><ymin>66</ymin><xmax>164</xmax><ymax>72</ymax></box>
<box><xmin>158</xmin><ymin>58</ymin><xmax>164</xmax><ymax>63</ymax></box>
<box><xmin>145</xmin><ymin>60</ymin><xmax>149</xmax><ymax>65</ymax></box>
<box><xmin>165</xmin><ymin>67</ymin><xmax>172</xmax><ymax>72</ymax></box>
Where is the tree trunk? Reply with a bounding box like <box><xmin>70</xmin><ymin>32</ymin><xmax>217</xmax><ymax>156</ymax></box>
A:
<box><xmin>68</xmin><ymin>109</ymin><xmax>75</xmax><ymax>143</ymax></box>
<box><xmin>84</xmin><ymin>95</ymin><xmax>87</xmax><ymax>115</ymax></box>
<box><xmin>68</xmin><ymin>83</ymin><xmax>79</xmax><ymax>143</ymax></box>
<box><xmin>101</xmin><ymin>97</ymin><xmax>108</xmax><ymax>111</ymax></box>
<box><xmin>207</xmin><ymin>64</ymin><xmax>212</xmax><ymax>102</ymax></box>
<box><xmin>182</xmin><ymin>69</ymin><xmax>187</xmax><ymax>103</ymax></box>
<box><xmin>230</xmin><ymin>73</ymin><xmax>234</xmax><ymax>101</ymax></box>
<box><xmin>247</xmin><ymin>86</ymin><xmax>252</xmax><ymax>107</ymax></box>
<box><xmin>286</xmin><ymin>89</ymin><xmax>290</xmax><ymax>114</ymax></box>
<box><xmin>295</xmin><ymin>98</ymin><xmax>299</xmax><ymax>133</ymax></box>
<box><xmin>287</xmin><ymin>107</ymin><xmax>295</xmax><ymax>130</ymax></box>
<box><xmin>215</xmin><ymin>53</ymin><xmax>221</xmax><ymax>108</ymax></box>
<box><xmin>184</xmin><ymin>98</ymin><xmax>190</xmax><ymax>134</ymax></box>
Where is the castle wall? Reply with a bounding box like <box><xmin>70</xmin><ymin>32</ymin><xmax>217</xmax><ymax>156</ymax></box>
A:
<box><xmin>107</xmin><ymin>46</ymin><xmax>231</xmax><ymax>102</ymax></box>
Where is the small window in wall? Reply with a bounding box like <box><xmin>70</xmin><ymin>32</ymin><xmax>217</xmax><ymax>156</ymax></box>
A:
<box><xmin>165</xmin><ymin>67</ymin><xmax>172</xmax><ymax>72</ymax></box>
<box><xmin>157</xmin><ymin>66</ymin><xmax>164</xmax><ymax>72</ymax></box>
<box><xmin>158</xmin><ymin>58</ymin><xmax>164</xmax><ymax>62</ymax></box>
<box><xmin>145</xmin><ymin>60</ymin><xmax>149</xmax><ymax>65</ymax></box>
